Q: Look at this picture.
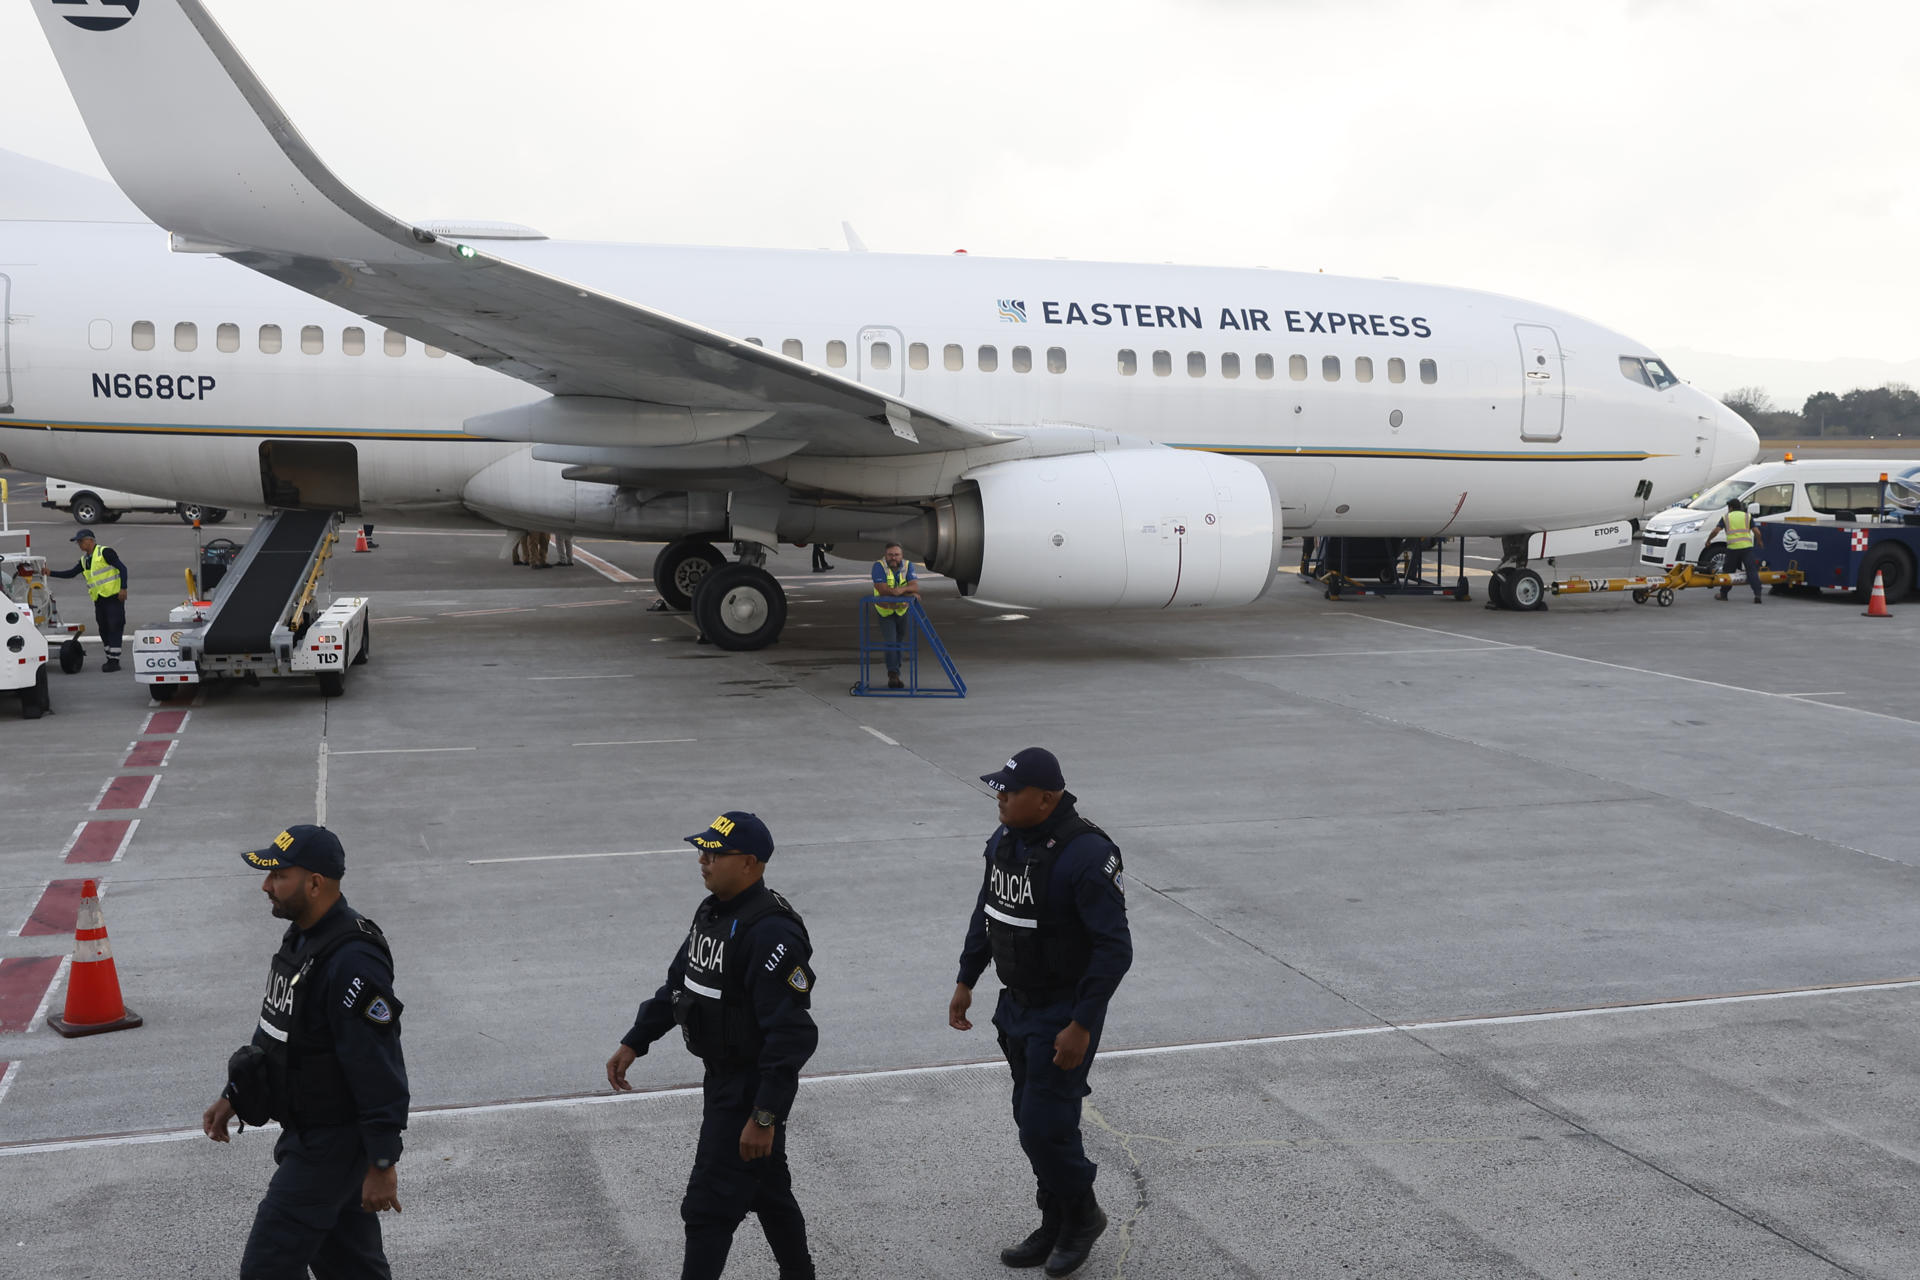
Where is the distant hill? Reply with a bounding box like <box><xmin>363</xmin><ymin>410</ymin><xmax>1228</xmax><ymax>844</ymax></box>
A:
<box><xmin>1662</xmin><ymin>348</ymin><xmax>1920</xmax><ymax>408</ymax></box>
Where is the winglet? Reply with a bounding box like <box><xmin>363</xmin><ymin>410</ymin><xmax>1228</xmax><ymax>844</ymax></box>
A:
<box><xmin>33</xmin><ymin>0</ymin><xmax>434</xmax><ymax>266</ymax></box>
<box><xmin>842</xmin><ymin>221</ymin><xmax>869</xmax><ymax>253</ymax></box>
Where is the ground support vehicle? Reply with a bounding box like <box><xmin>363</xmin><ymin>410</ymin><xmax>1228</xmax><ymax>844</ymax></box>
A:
<box><xmin>1551</xmin><ymin>562</ymin><xmax>1805</xmax><ymax>607</ymax></box>
<box><xmin>1755</xmin><ymin>519</ymin><xmax>1920</xmax><ymax>603</ymax></box>
<box><xmin>0</xmin><ymin>572</ymin><xmax>54</xmax><ymax>719</ymax></box>
<box><xmin>134</xmin><ymin>510</ymin><xmax>370</xmax><ymax>700</ymax></box>
<box><xmin>41</xmin><ymin>476</ymin><xmax>228</xmax><ymax>526</ymax></box>
<box><xmin>1298</xmin><ymin>537</ymin><xmax>1473</xmax><ymax>603</ymax></box>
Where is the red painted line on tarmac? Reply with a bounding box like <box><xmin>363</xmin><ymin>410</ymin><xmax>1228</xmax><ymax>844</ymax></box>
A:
<box><xmin>122</xmin><ymin>740</ymin><xmax>175</xmax><ymax>768</ymax></box>
<box><xmin>64</xmin><ymin>819</ymin><xmax>138</xmax><ymax>864</ymax></box>
<box><xmin>142</xmin><ymin>710</ymin><xmax>190</xmax><ymax>735</ymax></box>
<box><xmin>17</xmin><ymin>880</ymin><xmax>91</xmax><ymax>938</ymax></box>
<box><xmin>94</xmin><ymin>776</ymin><xmax>156</xmax><ymax>811</ymax></box>
<box><xmin>0</xmin><ymin>957</ymin><xmax>63</xmax><ymax>1033</ymax></box>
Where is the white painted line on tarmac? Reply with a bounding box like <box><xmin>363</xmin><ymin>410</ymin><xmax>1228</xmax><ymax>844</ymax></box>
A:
<box><xmin>11</xmin><ymin>976</ymin><xmax>1916</xmax><ymax>1157</ymax></box>
<box><xmin>1182</xmin><ymin>646</ymin><xmax>1511</xmax><ymax>661</ymax></box>
<box><xmin>571</xmin><ymin>738</ymin><xmax>697</xmax><ymax>747</ymax></box>
<box><xmin>442</xmin><ymin>607</ymin><xmax>534</xmax><ymax>618</ymax></box>
<box><xmin>549</xmin><ymin>598</ymin><xmax>630</xmax><ymax>609</ymax></box>
<box><xmin>7</xmin><ymin>880</ymin><xmax>52</xmax><ymax>938</ymax></box>
<box><xmin>0</xmin><ymin>1060</ymin><xmax>18</xmax><ymax>1108</ymax></box>
<box><xmin>466</xmin><ymin>849</ymin><xmax>681</xmax><ymax>865</ymax></box>
<box><xmin>373</xmin><ymin>616</ymin><xmax>426</xmax><ymax>624</ymax></box>
<box><xmin>529</xmin><ymin>674</ymin><xmax>636</xmax><ymax>682</ymax></box>
<box><xmin>315</xmin><ymin>741</ymin><xmax>328</xmax><ymax>824</ymax></box>
<box><xmin>573</xmin><ymin>548</ymin><xmax>640</xmax><ymax>584</ymax></box>
<box><xmin>26</xmin><ymin>955</ymin><xmax>72</xmax><ymax>1034</ymax></box>
<box><xmin>1780</xmin><ymin>691</ymin><xmax>1847</xmax><ymax>698</ymax></box>
<box><xmin>861</xmin><ymin>726</ymin><xmax>901</xmax><ymax>746</ymax></box>
<box><xmin>328</xmin><ymin>747</ymin><xmax>478</xmax><ymax>756</ymax></box>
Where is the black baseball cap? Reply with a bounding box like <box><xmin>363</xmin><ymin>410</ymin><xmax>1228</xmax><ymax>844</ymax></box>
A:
<box><xmin>980</xmin><ymin>747</ymin><xmax>1065</xmax><ymax>793</ymax></box>
<box><xmin>71</xmin><ymin>528</ymin><xmax>97</xmax><ymax>542</ymax></box>
<box><xmin>685</xmin><ymin>810</ymin><xmax>774</xmax><ymax>862</ymax></box>
<box><xmin>241</xmin><ymin>824</ymin><xmax>346</xmax><ymax>878</ymax></box>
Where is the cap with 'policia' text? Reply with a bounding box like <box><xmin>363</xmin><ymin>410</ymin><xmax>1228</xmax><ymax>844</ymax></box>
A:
<box><xmin>980</xmin><ymin>747</ymin><xmax>1066</xmax><ymax>793</ymax></box>
<box><xmin>685</xmin><ymin>811</ymin><xmax>774</xmax><ymax>862</ymax></box>
<box><xmin>241</xmin><ymin>824</ymin><xmax>346</xmax><ymax>878</ymax></box>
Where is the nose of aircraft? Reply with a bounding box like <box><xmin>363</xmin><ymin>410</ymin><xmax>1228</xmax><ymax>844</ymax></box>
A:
<box><xmin>1714</xmin><ymin>401</ymin><xmax>1760</xmax><ymax>475</ymax></box>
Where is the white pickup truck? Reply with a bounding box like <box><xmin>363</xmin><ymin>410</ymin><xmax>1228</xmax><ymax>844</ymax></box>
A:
<box><xmin>42</xmin><ymin>477</ymin><xmax>228</xmax><ymax>526</ymax></box>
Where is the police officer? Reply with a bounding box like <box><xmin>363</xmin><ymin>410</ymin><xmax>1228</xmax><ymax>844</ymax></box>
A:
<box><xmin>948</xmin><ymin>748</ymin><xmax>1132</xmax><ymax>1278</ymax></box>
<box><xmin>202</xmin><ymin>825</ymin><xmax>409</xmax><ymax>1279</ymax></box>
<box><xmin>47</xmin><ymin>527</ymin><xmax>128</xmax><ymax>672</ymax></box>
<box><xmin>606</xmin><ymin>811</ymin><xmax>819</xmax><ymax>1280</ymax></box>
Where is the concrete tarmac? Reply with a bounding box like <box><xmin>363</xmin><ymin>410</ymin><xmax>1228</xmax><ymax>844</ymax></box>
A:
<box><xmin>2</xmin><ymin>481</ymin><xmax>1917</xmax><ymax>1278</ymax></box>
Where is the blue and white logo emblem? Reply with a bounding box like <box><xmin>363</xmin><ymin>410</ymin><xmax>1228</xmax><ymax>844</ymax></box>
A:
<box><xmin>364</xmin><ymin>997</ymin><xmax>393</xmax><ymax>1025</ymax></box>
<box><xmin>53</xmin><ymin>1</ymin><xmax>140</xmax><ymax>32</ymax></box>
<box><xmin>997</xmin><ymin>299</ymin><xmax>1027</xmax><ymax>324</ymax></box>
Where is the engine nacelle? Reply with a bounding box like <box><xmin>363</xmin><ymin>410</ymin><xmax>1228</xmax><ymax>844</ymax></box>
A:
<box><xmin>919</xmin><ymin>450</ymin><xmax>1282</xmax><ymax>609</ymax></box>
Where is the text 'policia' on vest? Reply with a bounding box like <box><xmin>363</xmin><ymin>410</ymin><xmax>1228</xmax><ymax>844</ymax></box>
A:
<box><xmin>673</xmin><ymin>887</ymin><xmax>810</xmax><ymax>1067</ymax></box>
<box><xmin>984</xmin><ymin>814</ymin><xmax>1120</xmax><ymax>1003</ymax></box>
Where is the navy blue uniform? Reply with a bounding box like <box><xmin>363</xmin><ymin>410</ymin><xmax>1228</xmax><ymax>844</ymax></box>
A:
<box><xmin>957</xmin><ymin>797</ymin><xmax>1132</xmax><ymax>1200</ymax></box>
<box><xmin>241</xmin><ymin>900</ymin><xmax>408</xmax><ymax>1280</ymax></box>
<box><xmin>624</xmin><ymin>882</ymin><xmax>820</xmax><ymax>1280</ymax></box>
<box><xmin>49</xmin><ymin>545</ymin><xmax>129</xmax><ymax>662</ymax></box>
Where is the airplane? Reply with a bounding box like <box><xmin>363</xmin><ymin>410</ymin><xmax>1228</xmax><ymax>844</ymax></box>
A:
<box><xmin>0</xmin><ymin>0</ymin><xmax>1758</xmax><ymax>650</ymax></box>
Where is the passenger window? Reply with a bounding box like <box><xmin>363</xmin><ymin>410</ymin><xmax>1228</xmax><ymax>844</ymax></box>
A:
<box><xmin>1288</xmin><ymin>354</ymin><xmax>1307</xmax><ymax>381</ymax></box>
<box><xmin>1419</xmin><ymin>358</ymin><xmax>1438</xmax><ymax>384</ymax></box>
<box><xmin>217</xmin><ymin>323</ymin><xmax>240</xmax><ymax>353</ymax></box>
<box><xmin>944</xmin><ymin>344</ymin><xmax>963</xmax><ymax>371</ymax></box>
<box><xmin>1254</xmin><ymin>354</ymin><xmax>1274</xmax><ymax>380</ymax></box>
<box><xmin>1388</xmin><ymin>357</ymin><xmax>1406</xmax><ymax>384</ymax></box>
<box><xmin>131</xmin><ymin>321</ymin><xmax>155</xmax><ymax>351</ymax></box>
<box><xmin>1747</xmin><ymin>484</ymin><xmax>1793</xmax><ymax>517</ymax></box>
<box><xmin>88</xmin><ymin>320</ymin><xmax>111</xmax><ymax>351</ymax></box>
<box><xmin>259</xmin><ymin>324</ymin><xmax>282</xmax><ymax>355</ymax></box>
<box><xmin>342</xmin><ymin>327</ymin><xmax>365</xmax><ymax>356</ymax></box>
<box><xmin>1012</xmin><ymin>346</ymin><xmax>1032</xmax><ymax>373</ymax></box>
<box><xmin>383</xmin><ymin>329</ymin><xmax>407</xmax><ymax>357</ymax></box>
<box><xmin>1322</xmin><ymin>355</ymin><xmax>1340</xmax><ymax>382</ymax></box>
<box><xmin>1354</xmin><ymin>356</ymin><xmax>1373</xmax><ymax>383</ymax></box>
<box><xmin>1187</xmin><ymin>351</ymin><xmax>1206</xmax><ymax>378</ymax></box>
<box><xmin>1807</xmin><ymin>483</ymin><xmax>1880</xmax><ymax>516</ymax></box>
<box><xmin>1152</xmin><ymin>350</ymin><xmax>1172</xmax><ymax>377</ymax></box>
<box><xmin>1221</xmin><ymin>353</ymin><xmax>1240</xmax><ymax>380</ymax></box>
<box><xmin>175</xmin><ymin>322</ymin><xmax>198</xmax><ymax>353</ymax></box>
<box><xmin>1046</xmin><ymin>347</ymin><xmax>1067</xmax><ymax>374</ymax></box>
<box><xmin>1644</xmin><ymin>358</ymin><xmax>1678</xmax><ymax>390</ymax></box>
<box><xmin>1118</xmin><ymin>349</ymin><xmax>1137</xmax><ymax>376</ymax></box>
<box><xmin>827</xmin><ymin>340</ymin><xmax>847</xmax><ymax>368</ymax></box>
<box><xmin>783</xmin><ymin>339</ymin><xmax>804</xmax><ymax>360</ymax></box>
<box><xmin>1619</xmin><ymin>356</ymin><xmax>1653</xmax><ymax>387</ymax></box>
<box><xmin>978</xmin><ymin>345</ymin><xmax>997</xmax><ymax>372</ymax></box>
<box><xmin>909</xmin><ymin>342</ymin><xmax>929</xmax><ymax>370</ymax></box>
<box><xmin>745</xmin><ymin>337</ymin><xmax>764</xmax><ymax>347</ymax></box>
<box><xmin>870</xmin><ymin>340</ymin><xmax>892</xmax><ymax>371</ymax></box>
<box><xmin>301</xmin><ymin>325</ymin><xmax>324</xmax><ymax>355</ymax></box>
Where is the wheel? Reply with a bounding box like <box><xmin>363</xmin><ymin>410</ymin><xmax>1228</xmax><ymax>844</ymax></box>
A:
<box><xmin>70</xmin><ymin>492</ymin><xmax>104</xmax><ymax>525</ymax></box>
<box><xmin>19</xmin><ymin>667</ymin><xmax>50</xmax><ymax>719</ymax></box>
<box><xmin>1631</xmin><ymin>589</ymin><xmax>1649</xmax><ymax>604</ymax></box>
<box><xmin>1856</xmin><ymin>548</ymin><xmax>1915</xmax><ymax>604</ymax></box>
<box><xmin>351</xmin><ymin>614</ymin><xmax>371</xmax><ymax>665</ymax></box>
<box><xmin>59</xmin><ymin>638</ymin><xmax>85</xmax><ymax>673</ymax></box>
<box><xmin>1487</xmin><ymin>568</ymin><xmax>1513</xmax><ymax>609</ymax></box>
<box><xmin>1655</xmin><ymin>588</ymin><xmax>1675</xmax><ymax>607</ymax></box>
<box><xmin>103</xmin><ymin>510</ymin><xmax>123</xmax><ymax>523</ymax></box>
<box><xmin>317</xmin><ymin>671</ymin><xmax>346</xmax><ymax>698</ymax></box>
<box><xmin>206</xmin><ymin>508</ymin><xmax>228</xmax><ymax>524</ymax></box>
<box><xmin>178</xmin><ymin>505</ymin><xmax>208</xmax><ymax>525</ymax></box>
<box><xmin>691</xmin><ymin>563</ymin><xmax>788</xmax><ymax>650</ymax></box>
<box><xmin>148</xmin><ymin>684</ymin><xmax>180</xmax><ymax>702</ymax></box>
<box><xmin>651</xmin><ymin>538</ymin><xmax>727</xmax><ymax>612</ymax></box>
<box><xmin>1507</xmin><ymin>567</ymin><xmax>1545</xmax><ymax>611</ymax></box>
<box><xmin>1696</xmin><ymin>544</ymin><xmax>1728</xmax><ymax>576</ymax></box>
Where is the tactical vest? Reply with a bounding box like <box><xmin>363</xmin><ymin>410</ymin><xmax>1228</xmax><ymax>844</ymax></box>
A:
<box><xmin>81</xmin><ymin>547</ymin><xmax>121</xmax><ymax>600</ymax></box>
<box><xmin>672</xmin><ymin>888</ymin><xmax>808</xmax><ymax>1067</ymax></box>
<box><xmin>984</xmin><ymin>816</ymin><xmax>1119</xmax><ymax>998</ymax></box>
<box><xmin>1725</xmin><ymin>510</ymin><xmax>1755</xmax><ymax>550</ymax></box>
<box><xmin>256</xmin><ymin>909</ymin><xmax>396</xmax><ymax>1128</ymax></box>
<box><xmin>872</xmin><ymin>561</ymin><xmax>911</xmax><ymax>616</ymax></box>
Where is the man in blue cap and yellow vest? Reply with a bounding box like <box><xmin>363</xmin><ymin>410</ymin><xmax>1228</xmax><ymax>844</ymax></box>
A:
<box><xmin>870</xmin><ymin>541</ymin><xmax>920</xmax><ymax>689</ymax></box>
<box><xmin>48</xmin><ymin>527</ymin><xmax>129</xmax><ymax>671</ymax></box>
<box><xmin>1711</xmin><ymin>497</ymin><xmax>1765</xmax><ymax>603</ymax></box>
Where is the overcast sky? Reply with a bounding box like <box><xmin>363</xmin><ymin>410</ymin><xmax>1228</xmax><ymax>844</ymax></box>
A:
<box><xmin>2</xmin><ymin>0</ymin><xmax>1914</xmax><ymax>402</ymax></box>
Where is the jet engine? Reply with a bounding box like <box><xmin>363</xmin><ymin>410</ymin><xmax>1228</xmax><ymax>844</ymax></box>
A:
<box><xmin>914</xmin><ymin>449</ymin><xmax>1282</xmax><ymax>609</ymax></box>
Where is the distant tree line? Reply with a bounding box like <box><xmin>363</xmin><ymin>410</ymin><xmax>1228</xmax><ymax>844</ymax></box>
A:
<box><xmin>1722</xmin><ymin>383</ymin><xmax>1920</xmax><ymax>439</ymax></box>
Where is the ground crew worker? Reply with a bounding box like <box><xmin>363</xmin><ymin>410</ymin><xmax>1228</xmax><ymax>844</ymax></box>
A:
<box><xmin>202</xmin><ymin>824</ymin><xmax>409</xmax><ymax>1279</ymax></box>
<box><xmin>1712</xmin><ymin>497</ymin><xmax>1765</xmax><ymax>602</ymax></box>
<box><xmin>606</xmin><ymin>811</ymin><xmax>819</xmax><ymax>1280</ymax></box>
<box><xmin>47</xmin><ymin>527</ymin><xmax>128</xmax><ymax>672</ymax></box>
<box><xmin>948</xmin><ymin>748</ymin><xmax>1133</xmax><ymax>1278</ymax></box>
<box><xmin>870</xmin><ymin>541</ymin><xmax>920</xmax><ymax>689</ymax></box>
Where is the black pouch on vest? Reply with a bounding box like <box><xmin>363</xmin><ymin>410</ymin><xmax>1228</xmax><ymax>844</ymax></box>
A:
<box><xmin>225</xmin><ymin>1044</ymin><xmax>272</xmax><ymax>1127</ymax></box>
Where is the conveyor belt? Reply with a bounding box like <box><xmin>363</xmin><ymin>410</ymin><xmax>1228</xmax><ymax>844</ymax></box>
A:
<box><xmin>201</xmin><ymin>510</ymin><xmax>334</xmax><ymax>654</ymax></box>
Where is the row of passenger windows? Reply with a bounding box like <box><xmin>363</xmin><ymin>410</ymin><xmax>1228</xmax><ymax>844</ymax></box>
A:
<box><xmin>122</xmin><ymin>321</ymin><xmax>445</xmax><ymax>358</ymax></box>
<box><xmin>742</xmin><ymin>336</ymin><xmax>1438</xmax><ymax>384</ymax></box>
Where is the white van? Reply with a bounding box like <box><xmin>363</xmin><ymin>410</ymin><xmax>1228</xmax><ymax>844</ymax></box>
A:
<box><xmin>1637</xmin><ymin>458</ymin><xmax>1920</xmax><ymax>572</ymax></box>
<box><xmin>41</xmin><ymin>477</ymin><xmax>228</xmax><ymax>526</ymax></box>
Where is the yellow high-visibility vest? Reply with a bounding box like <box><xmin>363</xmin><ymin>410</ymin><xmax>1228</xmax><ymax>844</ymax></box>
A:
<box><xmin>80</xmin><ymin>546</ymin><xmax>122</xmax><ymax>600</ymax></box>
<box><xmin>872</xmin><ymin>562</ymin><xmax>911</xmax><ymax>616</ymax></box>
<box><xmin>1725</xmin><ymin>510</ymin><xmax>1754</xmax><ymax>551</ymax></box>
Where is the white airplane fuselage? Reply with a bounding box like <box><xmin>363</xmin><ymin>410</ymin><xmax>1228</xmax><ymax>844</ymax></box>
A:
<box><xmin>0</xmin><ymin>217</ymin><xmax>1756</xmax><ymax>544</ymax></box>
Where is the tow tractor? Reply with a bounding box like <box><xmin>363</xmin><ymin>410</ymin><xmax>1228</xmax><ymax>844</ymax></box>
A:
<box><xmin>0</xmin><ymin>479</ymin><xmax>88</xmax><ymax>719</ymax></box>
<box><xmin>1551</xmin><ymin>561</ymin><xmax>1806</xmax><ymax>606</ymax></box>
<box><xmin>134</xmin><ymin>509</ymin><xmax>371</xmax><ymax>701</ymax></box>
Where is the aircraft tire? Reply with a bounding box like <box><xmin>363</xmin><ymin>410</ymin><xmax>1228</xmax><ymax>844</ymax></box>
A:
<box><xmin>691</xmin><ymin>564</ymin><xmax>787</xmax><ymax>651</ymax></box>
<box><xmin>1508</xmin><ymin>567</ymin><xmax>1546</xmax><ymax>611</ymax></box>
<box><xmin>1487</xmin><ymin>568</ymin><xmax>1512</xmax><ymax>609</ymax></box>
<box><xmin>652</xmin><ymin>538</ymin><xmax>727</xmax><ymax>612</ymax></box>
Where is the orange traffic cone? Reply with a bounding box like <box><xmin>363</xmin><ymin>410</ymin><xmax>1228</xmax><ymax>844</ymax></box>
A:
<box><xmin>48</xmin><ymin>880</ymin><xmax>143</xmax><ymax>1038</ymax></box>
<box><xmin>353</xmin><ymin>527</ymin><xmax>371</xmax><ymax>553</ymax></box>
<box><xmin>1862</xmin><ymin>569</ymin><xmax>1893</xmax><ymax>618</ymax></box>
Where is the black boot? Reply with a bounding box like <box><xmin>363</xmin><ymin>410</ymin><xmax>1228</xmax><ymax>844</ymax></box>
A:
<box><xmin>999</xmin><ymin>1190</ymin><xmax>1062</xmax><ymax>1268</ymax></box>
<box><xmin>1044</xmin><ymin>1192</ymin><xmax>1106</xmax><ymax>1277</ymax></box>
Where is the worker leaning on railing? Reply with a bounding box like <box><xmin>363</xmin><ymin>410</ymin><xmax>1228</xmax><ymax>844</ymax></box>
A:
<box><xmin>871</xmin><ymin>541</ymin><xmax>921</xmax><ymax>690</ymax></box>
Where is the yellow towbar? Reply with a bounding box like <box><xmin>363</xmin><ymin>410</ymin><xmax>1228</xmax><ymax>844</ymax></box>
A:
<box><xmin>1552</xmin><ymin>562</ymin><xmax>1805</xmax><ymax>606</ymax></box>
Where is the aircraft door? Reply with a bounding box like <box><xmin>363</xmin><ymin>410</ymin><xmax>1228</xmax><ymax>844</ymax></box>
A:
<box><xmin>0</xmin><ymin>274</ymin><xmax>12</xmax><ymax>413</ymax></box>
<box><xmin>1516</xmin><ymin>323</ymin><xmax>1564</xmax><ymax>442</ymax></box>
<box><xmin>857</xmin><ymin>325</ymin><xmax>905</xmax><ymax>398</ymax></box>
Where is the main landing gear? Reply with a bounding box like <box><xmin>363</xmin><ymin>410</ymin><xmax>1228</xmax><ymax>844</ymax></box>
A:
<box><xmin>651</xmin><ymin>535</ymin><xmax>790</xmax><ymax>651</ymax></box>
<box><xmin>1485</xmin><ymin>535</ymin><xmax>1547</xmax><ymax>612</ymax></box>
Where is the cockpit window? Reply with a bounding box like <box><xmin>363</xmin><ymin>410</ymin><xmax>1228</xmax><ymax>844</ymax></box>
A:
<box><xmin>1619</xmin><ymin>356</ymin><xmax>1679</xmax><ymax>390</ymax></box>
<box><xmin>1687</xmin><ymin>478</ymin><xmax>1755</xmax><ymax>510</ymax></box>
<box><xmin>1618</xmin><ymin>356</ymin><xmax>1653</xmax><ymax>388</ymax></box>
<box><xmin>1644</xmin><ymin>358</ymin><xmax>1678</xmax><ymax>389</ymax></box>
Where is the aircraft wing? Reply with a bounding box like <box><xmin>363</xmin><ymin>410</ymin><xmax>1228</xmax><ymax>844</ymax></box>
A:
<box><xmin>33</xmin><ymin>0</ymin><xmax>1003</xmax><ymax>458</ymax></box>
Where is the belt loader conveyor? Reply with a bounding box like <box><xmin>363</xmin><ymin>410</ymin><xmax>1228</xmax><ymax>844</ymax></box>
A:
<box><xmin>134</xmin><ymin>510</ymin><xmax>371</xmax><ymax>701</ymax></box>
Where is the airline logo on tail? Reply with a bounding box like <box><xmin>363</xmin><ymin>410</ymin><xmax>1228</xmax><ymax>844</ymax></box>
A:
<box><xmin>52</xmin><ymin>0</ymin><xmax>140</xmax><ymax>32</ymax></box>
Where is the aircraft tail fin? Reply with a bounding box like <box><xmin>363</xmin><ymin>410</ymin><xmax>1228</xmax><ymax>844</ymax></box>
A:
<box><xmin>0</xmin><ymin>149</ymin><xmax>146</xmax><ymax>224</ymax></box>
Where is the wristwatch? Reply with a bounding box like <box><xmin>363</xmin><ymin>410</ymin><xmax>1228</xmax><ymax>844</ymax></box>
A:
<box><xmin>371</xmin><ymin>1157</ymin><xmax>396</xmax><ymax>1170</ymax></box>
<box><xmin>752</xmin><ymin>1109</ymin><xmax>777</xmax><ymax>1128</ymax></box>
